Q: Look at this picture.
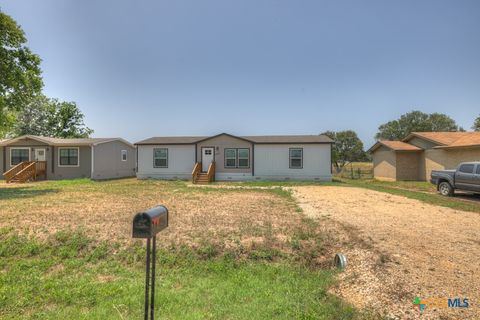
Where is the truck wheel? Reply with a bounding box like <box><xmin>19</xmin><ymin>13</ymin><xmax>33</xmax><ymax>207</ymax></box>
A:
<box><xmin>438</xmin><ymin>182</ymin><xmax>453</xmax><ymax>196</ymax></box>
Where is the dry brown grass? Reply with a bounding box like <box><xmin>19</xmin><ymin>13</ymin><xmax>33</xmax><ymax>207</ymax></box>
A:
<box><xmin>0</xmin><ymin>178</ymin><xmax>336</xmax><ymax>265</ymax></box>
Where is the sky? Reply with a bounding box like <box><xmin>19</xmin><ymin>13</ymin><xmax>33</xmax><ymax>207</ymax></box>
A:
<box><xmin>2</xmin><ymin>0</ymin><xmax>480</xmax><ymax>146</ymax></box>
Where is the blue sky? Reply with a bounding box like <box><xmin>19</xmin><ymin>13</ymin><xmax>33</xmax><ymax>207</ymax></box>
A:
<box><xmin>2</xmin><ymin>0</ymin><xmax>479</xmax><ymax>146</ymax></box>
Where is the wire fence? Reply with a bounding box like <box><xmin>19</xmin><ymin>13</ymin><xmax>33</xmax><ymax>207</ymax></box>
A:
<box><xmin>334</xmin><ymin>163</ymin><xmax>374</xmax><ymax>180</ymax></box>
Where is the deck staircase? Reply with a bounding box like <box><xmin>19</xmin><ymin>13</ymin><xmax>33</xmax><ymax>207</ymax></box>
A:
<box><xmin>3</xmin><ymin>161</ymin><xmax>47</xmax><ymax>183</ymax></box>
<box><xmin>192</xmin><ymin>161</ymin><xmax>215</xmax><ymax>184</ymax></box>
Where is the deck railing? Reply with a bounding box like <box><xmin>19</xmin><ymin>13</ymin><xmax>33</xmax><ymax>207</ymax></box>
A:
<box><xmin>3</xmin><ymin>161</ymin><xmax>47</xmax><ymax>183</ymax></box>
<box><xmin>207</xmin><ymin>161</ymin><xmax>216</xmax><ymax>182</ymax></box>
<box><xmin>4</xmin><ymin>161</ymin><xmax>34</xmax><ymax>182</ymax></box>
<box><xmin>192</xmin><ymin>162</ymin><xmax>201</xmax><ymax>184</ymax></box>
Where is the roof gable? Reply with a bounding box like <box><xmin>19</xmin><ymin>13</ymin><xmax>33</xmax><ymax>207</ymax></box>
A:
<box><xmin>404</xmin><ymin>132</ymin><xmax>480</xmax><ymax>148</ymax></box>
<box><xmin>368</xmin><ymin>140</ymin><xmax>422</xmax><ymax>153</ymax></box>
<box><xmin>195</xmin><ymin>133</ymin><xmax>254</xmax><ymax>144</ymax></box>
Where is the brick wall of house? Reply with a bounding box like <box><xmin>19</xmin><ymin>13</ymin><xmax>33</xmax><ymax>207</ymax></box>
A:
<box><xmin>372</xmin><ymin>146</ymin><xmax>396</xmax><ymax>180</ymax></box>
<box><xmin>424</xmin><ymin>147</ymin><xmax>480</xmax><ymax>180</ymax></box>
<box><xmin>396</xmin><ymin>152</ymin><xmax>421</xmax><ymax>180</ymax></box>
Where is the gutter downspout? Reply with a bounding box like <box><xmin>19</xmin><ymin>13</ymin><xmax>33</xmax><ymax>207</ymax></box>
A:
<box><xmin>91</xmin><ymin>145</ymin><xmax>95</xmax><ymax>179</ymax></box>
<box><xmin>252</xmin><ymin>143</ymin><xmax>255</xmax><ymax>177</ymax></box>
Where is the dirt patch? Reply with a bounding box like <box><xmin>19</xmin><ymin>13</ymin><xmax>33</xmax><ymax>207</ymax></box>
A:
<box><xmin>0</xmin><ymin>180</ymin><xmax>330</xmax><ymax>264</ymax></box>
<box><xmin>293</xmin><ymin>186</ymin><xmax>480</xmax><ymax>320</ymax></box>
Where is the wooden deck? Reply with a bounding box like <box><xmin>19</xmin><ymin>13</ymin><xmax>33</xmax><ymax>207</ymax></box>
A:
<box><xmin>3</xmin><ymin>161</ymin><xmax>47</xmax><ymax>183</ymax></box>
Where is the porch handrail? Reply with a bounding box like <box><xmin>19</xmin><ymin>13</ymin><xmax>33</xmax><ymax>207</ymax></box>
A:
<box><xmin>3</xmin><ymin>161</ymin><xmax>34</xmax><ymax>182</ymax></box>
<box><xmin>192</xmin><ymin>162</ymin><xmax>201</xmax><ymax>183</ymax></box>
<box><xmin>207</xmin><ymin>161</ymin><xmax>216</xmax><ymax>182</ymax></box>
<box><xmin>12</xmin><ymin>161</ymin><xmax>36</xmax><ymax>183</ymax></box>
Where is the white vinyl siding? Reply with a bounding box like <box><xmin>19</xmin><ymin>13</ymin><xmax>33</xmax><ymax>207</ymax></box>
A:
<box><xmin>254</xmin><ymin>144</ymin><xmax>331</xmax><ymax>180</ymax></box>
<box><xmin>137</xmin><ymin>145</ymin><xmax>195</xmax><ymax>179</ymax></box>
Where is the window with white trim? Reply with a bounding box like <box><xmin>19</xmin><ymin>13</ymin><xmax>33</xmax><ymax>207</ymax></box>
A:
<box><xmin>237</xmin><ymin>149</ymin><xmax>250</xmax><ymax>168</ymax></box>
<box><xmin>224</xmin><ymin>148</ymin><xmax>249</xmax><ymax>168</ymax></box>
<box><xmin>289</xmin><ymin>148</ymin><xmax>303</xmax><ymax>169</ymax></box>
<box><xmin>153</xmin><ymin>148</ymin><xmax>168</xmax><ymax>168</ymax></box>
<box><xmin>121</xmin><ymin>150</ymin><xmax>127</xmax><ymax>161</ymax></box>
<box><xmin>59</xmin><ymin>148</ymin><xmax>79</xmax><ymax>166</ymax></box>
<box><xmin>11</xmin><ymin>148</ymin><xmax>30</xmax><ymax>166</ymax></box>
<box><xmin>225</xmin><ymin>149</ymin><xmax>237</xmax><ymax>168</ymax></box>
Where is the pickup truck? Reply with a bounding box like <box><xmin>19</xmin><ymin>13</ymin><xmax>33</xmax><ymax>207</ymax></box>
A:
<box><xmin>431</xmin><ymin>162</ymin><xmax>480</xmax><ymax>196</ymax></box>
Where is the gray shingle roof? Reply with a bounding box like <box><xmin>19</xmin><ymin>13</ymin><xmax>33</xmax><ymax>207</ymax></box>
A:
<box><xmin>35</xmin><ymin>136</ymin><xmax>120</xmax><ymax>146</ymax></box>
<box><xmin>135</xmin><ymin>133</ymin><xmax>333</xmax><ymax>145</ymax></box>
<box><xmin>135</xmin><ymin>136</ymin><xmax>209</xmax><ymax>145</ymax></box>
<box><xmin>244</xmin><ymin>135</ymin><xmax>333</xmax><ymax>144</ymax></box>
<box><xmin>0</xmin><ymin>135</ymin><xmax>133</xmax><ymax>147</ymax></box>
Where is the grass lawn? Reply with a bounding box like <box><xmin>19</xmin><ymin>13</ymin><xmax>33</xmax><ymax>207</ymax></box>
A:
<box><xmin>0</xmin><ymin>179</ymin><xmax>372</xmax><ymax>319</ymax></box>
<box><xmin>0</xmin><ymin>229</ymin><xmax>356</xmax><ymax>320</ymax></box>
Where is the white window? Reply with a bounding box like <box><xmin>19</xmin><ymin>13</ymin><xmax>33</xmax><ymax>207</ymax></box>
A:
<box><xmin>153</xmin><ymin>148</ymin><xmax>168</xmax><ymax>168</ymax></box>
<box><xmin>289</xmin><ymin>148</ymin><xmax>303</xmax><ymax>169</ymax></box>
<box><xmin>224</xmin><ymin>148</ymin><xmax>249</xmax><ymax>168</ymax></box>
<box><xmin>10</xmin><ymin>148</ymin><xmax>30</xmax><ymax>166</ymax></box>
<box><xmin>237</xmin><ymin>149</ymin><xmax>250</xmax><ymax>168</ymax></box>
<box><xmin>121</xmin><ymin>150</ymin><xmax>127</xmax><ymax>161</ymax></box>
<box><xmin>58</xmin><ymin>147</ymin><xmax>79</xmax><ymax>167</ymax></box>
<box><xmin>225</xmin><ymin>149</ymin><xmax>237</xmax><ymax>168</ymax></box>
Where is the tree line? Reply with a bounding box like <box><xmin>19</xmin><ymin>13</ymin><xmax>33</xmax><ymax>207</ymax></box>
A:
<box><xmin>324</xmin><ymin>111</ymin><xmax>480</xmax><ymax>171</ymax></box>
<box><xmin>0</xmin><ymin>10</ymin><xmax>92</xmax><ymax>138</ymax></box>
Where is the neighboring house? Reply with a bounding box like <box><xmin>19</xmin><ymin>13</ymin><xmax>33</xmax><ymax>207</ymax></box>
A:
<box><xmin>368</xmin><ymin>132</ymin><xmax>480</xmax><ymax>181</ymax></box>
<box><xmin>1</xmin><ymin>135</ymin><xmax>136</xmax><ymax>181</ymax></box>
<box><xmin>135</xmin><ymin>133</ymin><xmax>333</xmax><ymax>182</ymax></box>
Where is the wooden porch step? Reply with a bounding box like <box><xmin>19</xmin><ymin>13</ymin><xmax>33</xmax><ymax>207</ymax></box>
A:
<box><xmin>195</xmin><ymin>173</ymin><xmax>210</xmax><ymax>184</ymax></box>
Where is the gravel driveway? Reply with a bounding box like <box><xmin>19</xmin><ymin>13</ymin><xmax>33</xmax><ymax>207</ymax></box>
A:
<box><xmin>293</xmin><ymin>186</ymin><xmax>480</xmax><ymax>320</ymax></box>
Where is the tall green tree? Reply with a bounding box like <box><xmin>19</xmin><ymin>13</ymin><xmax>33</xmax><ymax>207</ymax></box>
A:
<box><xmin>473</xmin><ymin>115</ymin><xmax>480</xmax><ymax>132</ymax></box>
<box><xmin>13</xmin><ymin>94</ymin><xmax>50</xmax><ymax>136</ymax></box>
<box><xmin>322</xmin><ymin>130</ymin><xmax>367</xmax><ymax>172</ymax></box>
<box><xmin>0</xmin><ymin>11</ymin><xmax>43</xmax><ymax>135</ymax></box>
<box><xmin>14</xmin><ymin>95</ymin><xmax>93</xmax><ymax>138</ymax></box>
<box><xmin>48</xmin><ymin>99</ymin><xmax>93</xmax><ymax>138</ymax></box>
<box><xmin>375</xmin><ymin>110</ymin><xmax>463</xmax><ymax>140</ymax></box>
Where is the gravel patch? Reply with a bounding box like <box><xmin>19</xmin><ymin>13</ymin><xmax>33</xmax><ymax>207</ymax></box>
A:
<box><xmin>293</xmin><ymin>186</ymin><xmax>480</xmax><ymax>320</ymax></box>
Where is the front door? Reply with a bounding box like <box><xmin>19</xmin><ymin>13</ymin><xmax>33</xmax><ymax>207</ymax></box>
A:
<box><xmin>34</xmin><ymin>148</ymin><xmax>46</xmax><ymax>161</ymax></box>
<box><xmin>201</xmin><ymin>147</ymin><xmax>214</xmax><ymax>172</ymax></box>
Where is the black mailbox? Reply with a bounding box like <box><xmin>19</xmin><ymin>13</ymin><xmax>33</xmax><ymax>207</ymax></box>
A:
<box><xmin>132</xmin><ymin>205</ymin><xmax>168</xmax><ymax>238</ymax></box>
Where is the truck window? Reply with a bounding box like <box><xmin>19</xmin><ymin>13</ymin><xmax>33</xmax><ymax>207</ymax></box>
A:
<box><xmin>459</xmin><ymin>164</ymin><xmax>474</xmax><ymax>174</ymax></box>
<box><xmin>477</xmin><ymin>166</ymin><xmax>480</xmax><ymax>175</ymax></box>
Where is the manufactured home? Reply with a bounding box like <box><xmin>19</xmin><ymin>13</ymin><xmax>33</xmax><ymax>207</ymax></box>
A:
<box><xmin>1</xmin><ymin>135</ymin><xmax>136</xmax><ymax>182</ymax></box>
<box><xmin>369</xmin><ymin>132</ymin><xmax>480</xmax><ymax>181</ymax></box>
<box><xmin>135</xmin><ymin>133</ymin><xmax>333</xmax><ymax>183</ymax></box>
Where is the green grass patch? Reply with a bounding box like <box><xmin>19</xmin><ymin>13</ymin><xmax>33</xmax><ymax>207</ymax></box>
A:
<box><xmin>0</xmin><ymin>229</ymin><xmax>366</xmax><ymax>319</ymax></box>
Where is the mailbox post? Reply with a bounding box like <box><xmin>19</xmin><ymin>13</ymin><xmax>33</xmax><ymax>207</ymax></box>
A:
<box><xmin>132</xmin><ymin>205</ymin><xmax>168</xmax><ymax>320</ymax></box>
